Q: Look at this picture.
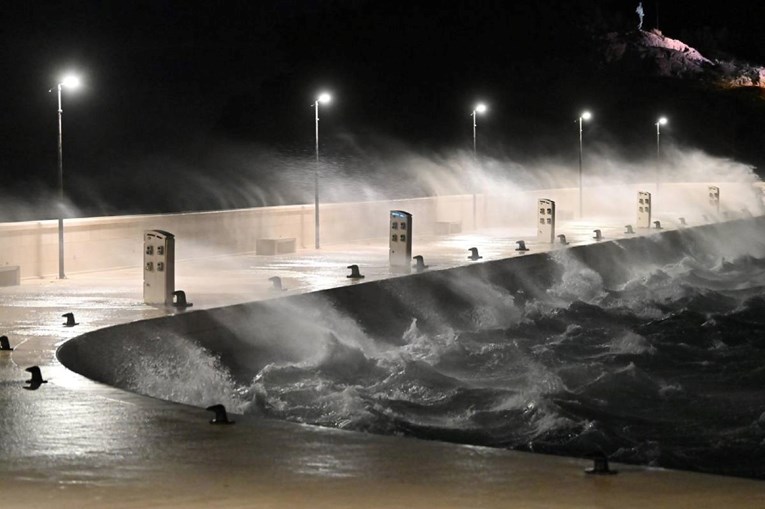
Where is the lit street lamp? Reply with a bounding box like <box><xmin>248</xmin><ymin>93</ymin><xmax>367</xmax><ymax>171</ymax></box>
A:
<box><xmin>578</xmin><ymin>110</ymin><xmax>592</xmax><ymax>218</ymax></box>
<box><xmin>52</xmin><ymin>74</ymin><xmax>81</xmax><ymax>279</ymax></box>
<box><xmin>656</xmin><ymin>116</ymin><xmax>668</xmax><ymax>192</ymax></box>
<box><xmin>313</xmin><ymin>92</ymin><xmax>331</xmax><ymax>249</ymax></box>
<box><xmin>471</xmin><ymin>103</ymin><xmax>487</xmax><ymax>230</ymax></box>
<box><xmin>471</xmin><ymin>103</ymin><xmax>487</xmax><ymax>157</ymax></box>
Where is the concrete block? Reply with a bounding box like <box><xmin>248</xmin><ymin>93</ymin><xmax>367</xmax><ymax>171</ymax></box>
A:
<box><xmin>0</xmin><ymin>266</ymin><xmax>20</xmax><ymax>286</ymax></box>
<box><xmin>434</xmin><ymin>221</ymin><xmax>462</xmax><ymax>235</ymax></box>
<box><xmin>256</xmin><ymin>238</ymin><xmax>296</xmax><ymax>255</ymax></box>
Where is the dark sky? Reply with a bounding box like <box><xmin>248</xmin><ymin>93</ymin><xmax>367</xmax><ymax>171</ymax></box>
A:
<box><xmin>1</xmin><ymin>0</ymin><xmax>763</xmax><ymax>216</ymax></box>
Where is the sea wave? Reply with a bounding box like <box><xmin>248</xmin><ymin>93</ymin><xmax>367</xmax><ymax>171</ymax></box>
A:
<box><xmin>234</xmin><ymin>249</ymin><xmax>765</xmax><ymax>478</ymax></box>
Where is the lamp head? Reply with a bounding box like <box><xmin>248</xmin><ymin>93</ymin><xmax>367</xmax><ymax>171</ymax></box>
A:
<box><xmin>657</xmin><ymin>117</ymin><xmax>668</xmax><ymax>126</ymax></box>
<box><xmin>61</xmin><ymin>75</ymin><xmax>81</xmax><ymax>89</ymax></box>
<box><xmin>317</xmin><ymin>92</ymin><xmax>331</xmax><ymax>104</ymax></box>
<box><xmin>581</xmin><ymin>111</ymin><xmax>592</xmax><ymax>121</ymax></box>
<box><xmin>475</xmin><ymin>103</ymin><xmax>487</xmax><ymax>114</ymax></box>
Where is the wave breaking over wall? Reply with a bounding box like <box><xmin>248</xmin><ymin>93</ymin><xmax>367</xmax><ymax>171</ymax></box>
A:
<box><xmin>59</xmin><ymin>217</ymin><xmax>765</xmax><ymax>479</ymax></box>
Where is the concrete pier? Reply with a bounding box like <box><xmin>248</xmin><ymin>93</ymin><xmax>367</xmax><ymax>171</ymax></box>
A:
<box><xmin>2</xmin><ymin>211</ymin><xmax>765</xmax><ymax>507</ymax></box>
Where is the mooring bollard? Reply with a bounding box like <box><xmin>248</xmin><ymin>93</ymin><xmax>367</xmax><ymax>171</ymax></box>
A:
<box><xmin>172</xmin><ymin>290</ymin><xmax>193</xmax><ymax>309</ymax></box>
<box><xmin>467</xmin><ymin>247</ymin><xmax>482</xmax><ymax>261</ymax></box>
<box><xmin>62</xmin><ymin>312</ymin><xmax>78</xmax><ymax>327</ymax></box>
<box><xmin>23</xmin><ymin>366</ymin><xmax>48</xmax><ymax>390</ymax></box>
<box><xmin>346</xmin><ymin>265</ymin><xmax>365</xmax><ymax>279</ymax></box>
<box><xmin>206</xmin><ymin>404</ymin><xmax>235</xmax><ymax>425</ymax></box>
<box><xmin>585</xmin><ymin>453</ymin><xmax>618</xmax><ymax>475</ymax></box>
<box><xmin>0</xmin><ymin>335</ymin><xmax>13</xmax><ymax>351</ymax></box>
<box><xmin>412</xmin><ymin>255</ymin><xmax>428</xmax><ymax>273</ymax></box>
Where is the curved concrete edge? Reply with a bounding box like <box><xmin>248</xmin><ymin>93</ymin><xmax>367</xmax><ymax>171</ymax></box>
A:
<box><xmin>59</xmin><ymin>217</ymin><xmax>765</xmax><ymax>389</ymax></box>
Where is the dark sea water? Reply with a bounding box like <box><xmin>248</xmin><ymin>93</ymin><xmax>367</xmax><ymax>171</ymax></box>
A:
<box><xmin>235</xmin><ymin>250</ymin><xmax>765</xmax><ymax>480</ymax></box>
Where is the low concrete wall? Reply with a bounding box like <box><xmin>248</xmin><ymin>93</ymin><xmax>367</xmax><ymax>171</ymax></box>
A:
<box><xmin>2</xmin><ymin>182</ymin><xmax>760</xmax><ymax>278</ymax></box>
<box><xmin>0</xmin><ymin>196</ymin><xmax>452</xmax><ymax>278</ymax></box>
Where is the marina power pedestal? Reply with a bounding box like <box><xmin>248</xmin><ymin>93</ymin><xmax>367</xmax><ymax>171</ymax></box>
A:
<box><xmin>537</xmin><ymin>199</ymin><xmax>555</xmax><ymax>243</ymax></box>
<box><xmin>709</xmin><ymin>186</ymin><xmax>720</xmax><ymax>215</ymax></box>
<box><xmin>389</xmin><ymin>210</ymin><xmax>412</xmax><ymax>270</ymax></box>
<box><xmin>144</xmin><ymin>230</ymin><xmax>175</xmax><ymax>306</ymax></box>
<box><xmin>637</xmin><ymin>191</ymin><xmax>652</xmax><ymax>228</ymax></box>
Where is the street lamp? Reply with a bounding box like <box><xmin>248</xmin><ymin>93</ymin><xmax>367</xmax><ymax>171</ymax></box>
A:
<box><xmin>578</xmin><ymin>110</ymin><xmax>592</xmax><ymax>218</ymax></box>
<box><xmin>656</xmin><ymin>116</ymin><xmax>668</xmax><ymax>192</ymax></box>
<box><xmin>313</xmin><ymin>92</ymin><xmax>331</xmax><ymax>249</ymax></box>
<box><xmin>470</xmin><ymin>103</ymin><xmax>487</xmax><ymax>230</ymax></box>
<box><xmin>52</xmin><ymin>73</ymin><xmax>81</xmax><ymax>279</ymax></box>
<box><xmin>471</xmin><ymin>103</ymin><xmax>487</xmax><ymax>157</ymax></box>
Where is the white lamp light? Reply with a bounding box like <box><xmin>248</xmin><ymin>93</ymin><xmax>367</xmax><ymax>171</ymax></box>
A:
<box><xmin>61</xmin><ymin>75</ymin><xmax>81</xmax><ymax>89</ymax></box>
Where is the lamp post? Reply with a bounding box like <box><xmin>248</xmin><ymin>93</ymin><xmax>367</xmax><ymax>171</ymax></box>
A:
<box><xmin>313</xmin><ymin>92</ymin><xmax>331</xmax><ymax>249</ymax></box>
<box><xmin>53</xmin><ymin>74</ymin><xmax>81</xmax><ymax>279</ymax></box>
<box><xmin>471</xmin><ymin>103</ymin><xmax>487</xmax><ymax>229</ymax></box>
<box><xmin>578</xmin><ymin>110</ymin><xmax>592</xmax><ymax>218</ymax></box>
<box><xmin>656</xmin><ymin>116</ymin><xmax>667</xmax><ymax>192</ymax></box>
<box><xmin>471</xmin><ymin>103</ymin><xmax>487</xmax><ymax>157</ymax></box>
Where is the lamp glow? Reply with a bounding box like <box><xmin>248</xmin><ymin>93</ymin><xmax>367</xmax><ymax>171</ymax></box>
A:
<box><xmin>657</xmin><ymin>116</ymin><xmax>668</xmax><ymax>125</ymax></box>
<box><xmin>317</xmin><ymin>92</ymin><xmax>331</xmax><ymax>104</ymax></box>
<box><xmin>61</xmin><ymin>75</ymin><xmax>81</xmax><ymax>89</ymax></box>
<box><xmin>581</xmin><ymin>111</ymin><xmax>592</xmax><ymax>121</ymax></box>
<box><xmin>475</xmin><ymin>103</ymin><xmax>487</xmax><ymax>114</ymax></box>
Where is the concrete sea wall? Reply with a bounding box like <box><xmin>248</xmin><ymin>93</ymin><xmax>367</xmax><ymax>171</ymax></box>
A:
<box><xmin>58</xmin><ymin>215</ymin><xmax>765</xmax><ymax>395</ymax></box>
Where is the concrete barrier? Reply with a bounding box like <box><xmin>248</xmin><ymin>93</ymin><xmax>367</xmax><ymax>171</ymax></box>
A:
<box><xmin>3</xmin><ymin>182</ymin><xmax>761</xmax><ymax>278</ymax></box>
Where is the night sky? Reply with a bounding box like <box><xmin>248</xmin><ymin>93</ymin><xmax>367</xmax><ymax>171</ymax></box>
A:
<box><xmin>2</xmin><ymin>1</ymin><xmax>764</xmax><ymax>218</ymax></box>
